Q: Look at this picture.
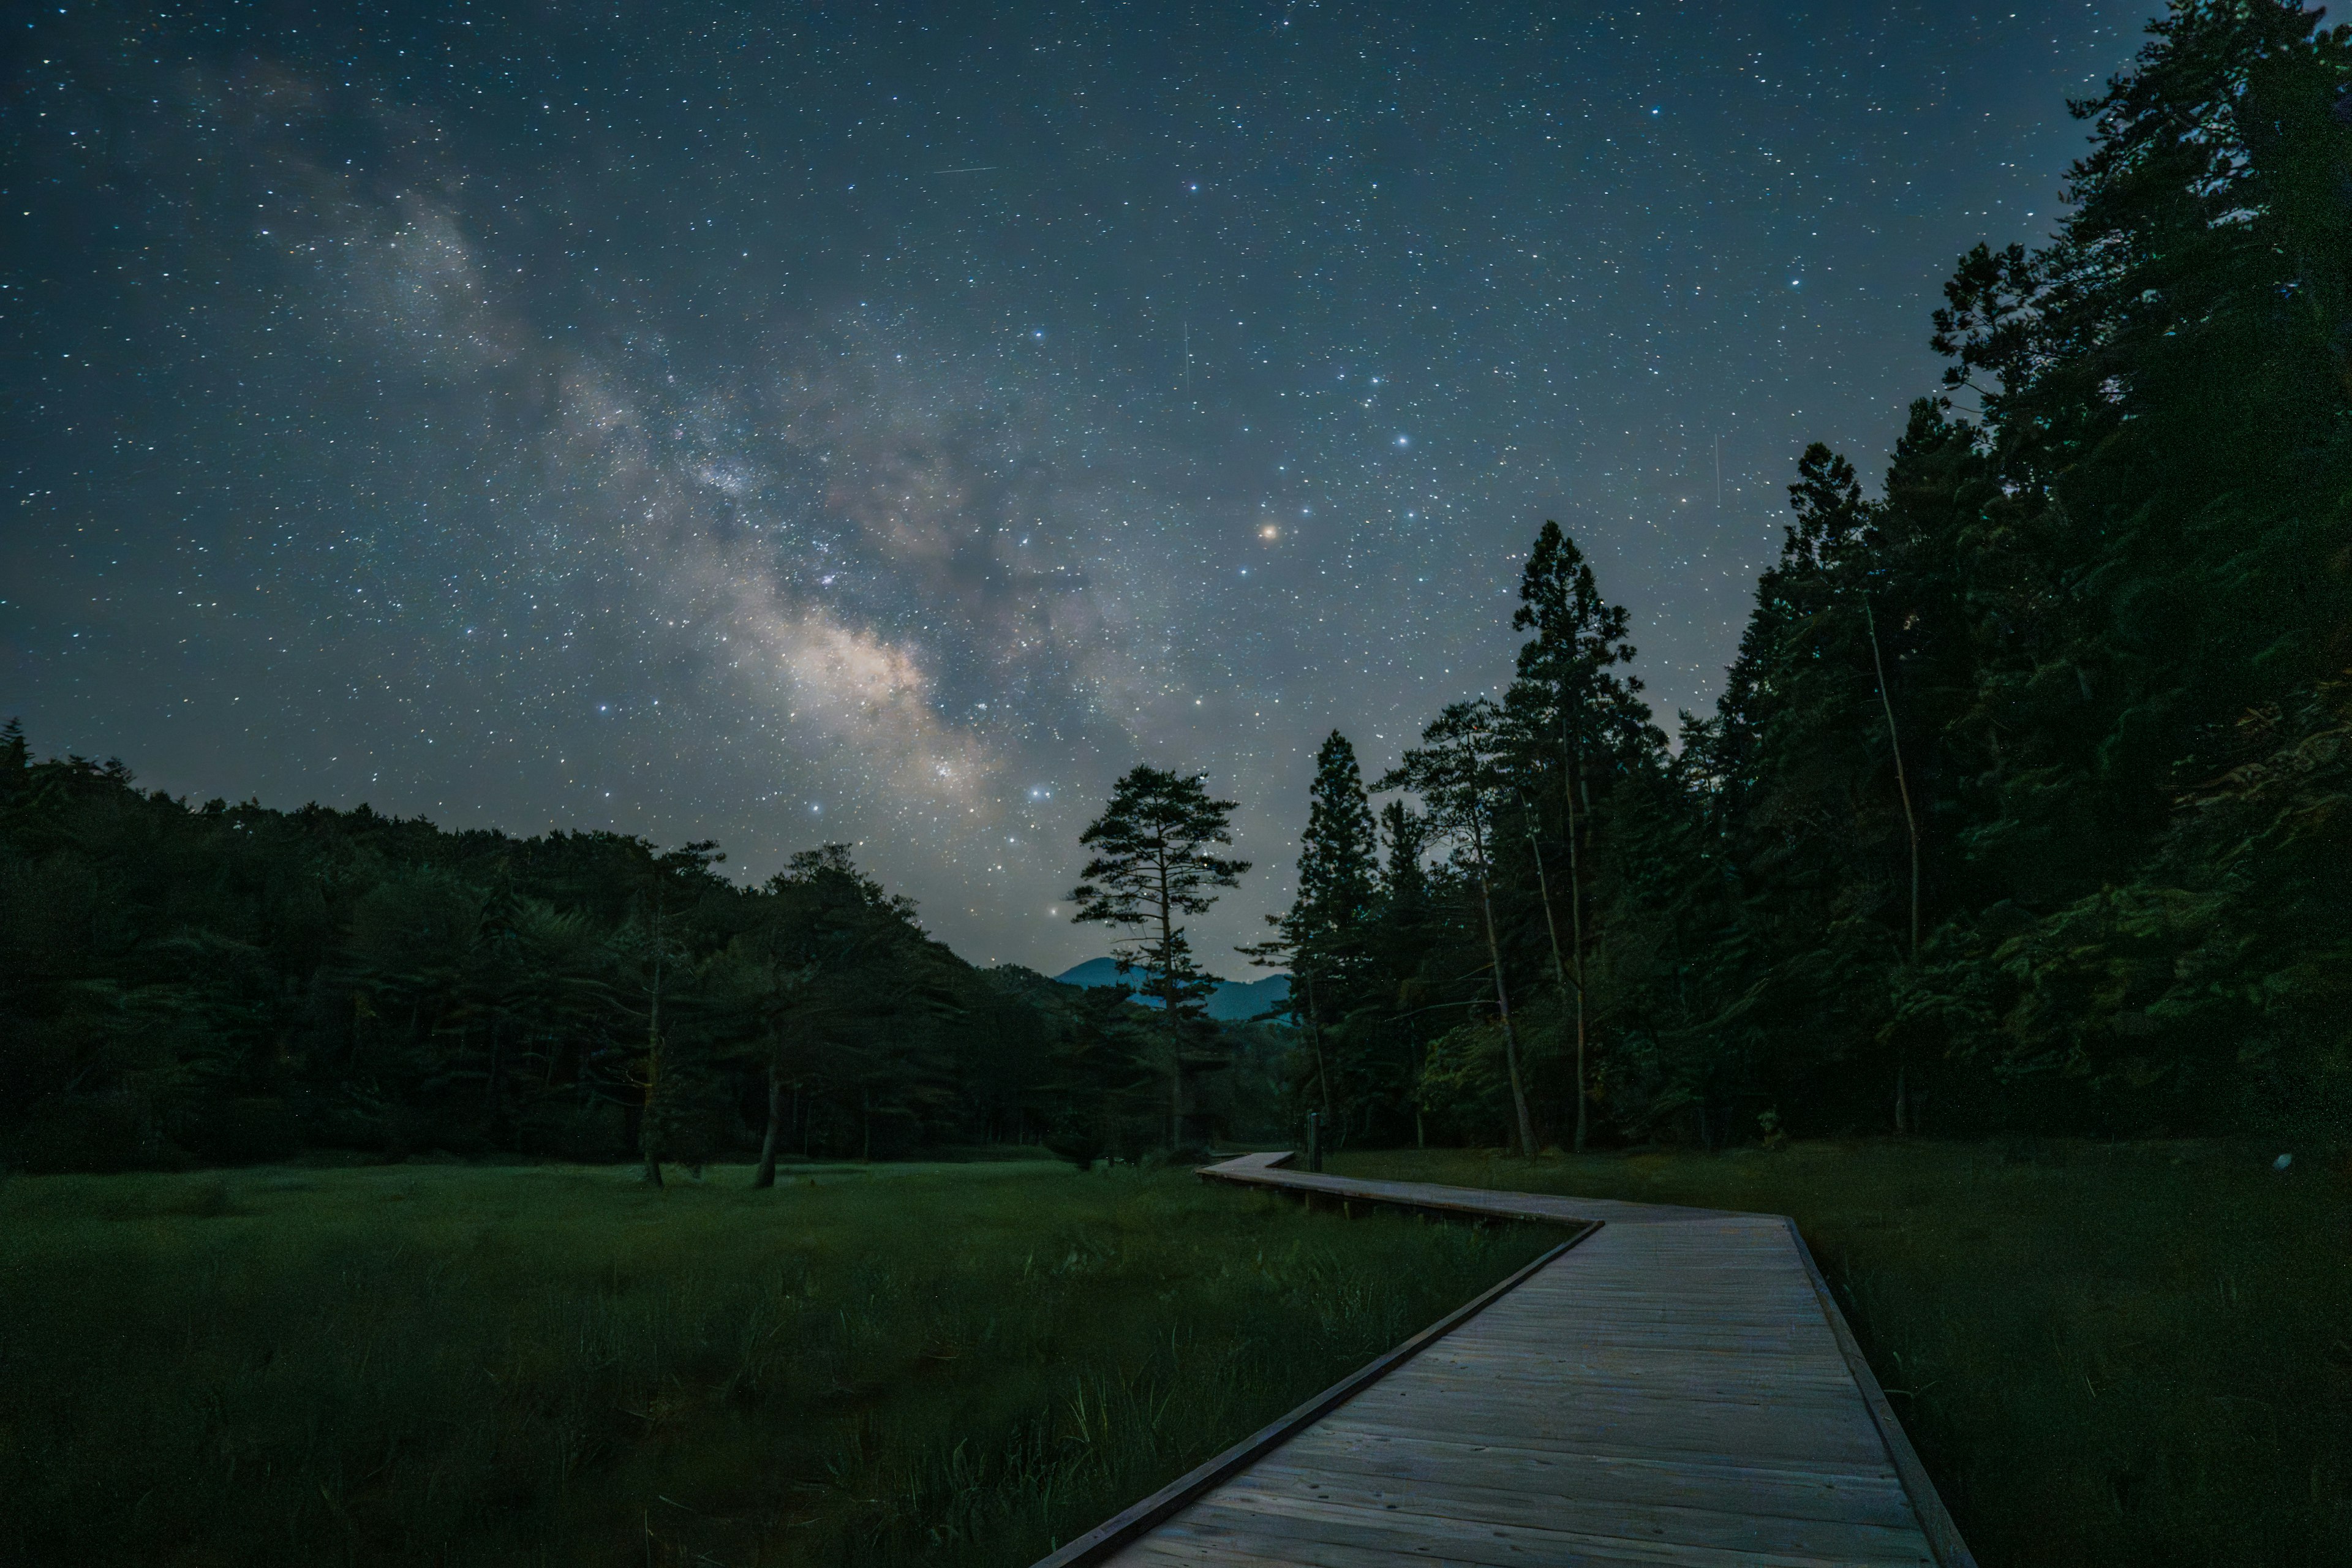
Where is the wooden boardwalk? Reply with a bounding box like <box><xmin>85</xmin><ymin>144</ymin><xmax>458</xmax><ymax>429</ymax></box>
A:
<box><xmin>1035</xmin><ymin>1153</ymin><xmax>1972</xmax><ymax>1568</ymax></box>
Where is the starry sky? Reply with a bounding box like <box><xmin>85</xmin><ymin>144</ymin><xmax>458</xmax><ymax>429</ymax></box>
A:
<box><xmin>5</xmin><ymin>0</ymin><xmax>2150</xmax><ymax>972</ymax></box>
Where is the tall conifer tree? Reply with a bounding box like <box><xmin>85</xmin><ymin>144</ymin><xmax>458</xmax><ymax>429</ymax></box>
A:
<box><xmin>1244</xmin><ymin>731</ymin><xmax>1379</xmax><ymax>1121</ymax></box>
<box><xmin>1071</xmin><ymin>767</ymin><xmax>1250</xmax><ymax>1147</ymax></box>
<box><xmin>1505</xmin><ymin>521</ymin><xmax>1656</xmax><ymax>1153</ymax></box>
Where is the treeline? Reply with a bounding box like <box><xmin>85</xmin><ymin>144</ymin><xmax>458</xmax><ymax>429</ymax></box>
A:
<box><xmin>1265</xmin><ymin>2</ymin><xmax>2351</xmax><ymax>1151</ymax></box>
<box><xmin>0</xmin><ymin>733</ymin><xmax>1275</xmax><ymax>1172</ymax></box>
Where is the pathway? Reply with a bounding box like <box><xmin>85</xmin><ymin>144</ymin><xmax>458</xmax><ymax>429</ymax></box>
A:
<box><xmin>1033</xmin><ymin>1152</ymin><xmax>1972</xmax><ymax>1568</ymax></box>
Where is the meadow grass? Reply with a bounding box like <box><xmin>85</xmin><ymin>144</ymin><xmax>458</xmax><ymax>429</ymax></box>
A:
<box><xmin>0</xmin><ymin>1159</ymin><xmax>1551</xmax><ymax>1567</ymax></box>
<box><xmin>1337</xmin><ymin>1139</ymin><xmax>2352</xmax><ymax>1568</ymax></box>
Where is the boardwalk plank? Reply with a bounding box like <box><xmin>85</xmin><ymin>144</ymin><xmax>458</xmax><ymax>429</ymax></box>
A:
<box><xmin>1210</xmin><ymin>1464</ymin><xmax>1940</xmax><ymax>1561</ymax></box>
<box><xmin>1143</xmin><ymin>1492</ymin><xmax>1931</xmax><ymax>1567</ymax></box>
<box><xmin>1301</xmin><ymin>1420</ymin><xmax>1906</xmax><ymax>1490</ymax></box>
<box><xmin>1254</xmin><ymin>1439</ymin><xmax>1920</xmax><ymax>1528</ymax></box>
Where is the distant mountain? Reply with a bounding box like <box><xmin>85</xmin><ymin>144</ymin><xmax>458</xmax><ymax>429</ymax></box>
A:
<box><xmin>1052</xmin><ymin>958</ymin><xmax>1291</xmax><ymax>1023</ymax></box>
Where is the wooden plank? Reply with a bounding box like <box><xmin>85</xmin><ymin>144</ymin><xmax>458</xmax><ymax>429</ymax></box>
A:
<box><xmin>1393</xmin><ymin>1355</ymin><xmax>1874</xmax><ymax>1404</ymax></box>
<box><xmin>1144</xmin><ymin>1491</ymin><xmax>1932</xmax><ymax>1568</ymax></box>
<box><xmin>1206</xmin><ymin>1465</ymin><xmax>1939</xmax><ymax>1562</ymax></box>
<box><xmin>1317</xmin><ymin>1404</ymin><xmax>1893</xmax><ymax>1472</ymax></box>
<box><xmin>1343</xmin><ymin>1344</ymin><xmax>1879</xmax><ymax>1410</ymax></box>
<box><xmin>1308</xmin><ymin>1412</ymin><xmax>1905</xmax><ymax>1484</ymax></box>
<box><xmin>1430</xmin><ymin>1316</ymin><xmax>1834</xmax><ymax>1354</ymax></box>
<box><xmin>1252</xmin><ymin>1439</ymin><xmax>1920</xmax><ymax>1528</ymax></box>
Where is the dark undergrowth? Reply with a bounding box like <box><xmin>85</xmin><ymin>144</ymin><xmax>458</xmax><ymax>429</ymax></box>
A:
<box><xmin>1338</xmin><ymin>1139</ymin><xmax>2352</xmax><ymax>1568</ymax></box>
<box><xmin>0</xmin><ymin>1159</ymin><xmax>1548</xmax><ymax>1567</ymax></box>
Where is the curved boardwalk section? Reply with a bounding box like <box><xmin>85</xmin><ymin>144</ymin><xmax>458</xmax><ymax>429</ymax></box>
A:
<box><xmin>1035</xmin><ymin>1153</ymin><xmax>1972</xmax><ymax>1568</ymax></box>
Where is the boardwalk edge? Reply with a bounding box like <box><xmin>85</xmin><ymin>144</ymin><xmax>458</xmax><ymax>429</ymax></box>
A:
<box><xmin>1784</xmin><ymin>1216</ymin><xmax>1980</xmax><ymax>1568</ymax></box>
<box><xmin>1025</xmin><ymin>1169</ymin><xmax>1599</xmax><ymax>1568</ymax></box>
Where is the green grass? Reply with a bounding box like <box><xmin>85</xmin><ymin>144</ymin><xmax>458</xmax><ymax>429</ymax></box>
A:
<box><xmin>6</xmin><ymin>1142</ymin><xmax>2340</xmax><ymax>1567</ymax></box>
<box><xmin>1335</xmin><ymin>1140</ymin><xmax>2352</xmax><ymax>1568</ymax></box>
<box><xmin>0</xmin><ymin>1159</ymin><xmax>1551</xmax><ymax>1567</ymax></box>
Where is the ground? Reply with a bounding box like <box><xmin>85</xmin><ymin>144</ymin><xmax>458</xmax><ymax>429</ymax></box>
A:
<box><xmin>1</xmin><ymin>1140</ymin><xmax>2342</xmax><ymax>1567</ymax></box>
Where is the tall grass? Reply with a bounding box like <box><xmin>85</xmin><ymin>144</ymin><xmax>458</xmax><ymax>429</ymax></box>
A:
<box><xmin>0</xmin><ymin>1161</ymin><xmax>1548</xmax><ymax>1567</ymax></box>
<box><xmin>1338</xmin><ymin>1139</ymin><xmax>2352</xmax><ymax>1568</ymax></box>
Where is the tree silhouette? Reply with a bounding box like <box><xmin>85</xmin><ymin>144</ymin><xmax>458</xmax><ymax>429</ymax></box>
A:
<box><xmin>1242</xmin><ymin>731</ymin><xmax>1378</xmax><ymax>1126</ymax></box>
<box><xmin>1381</xmin><ymin>701</ymin><xmax>1537</xmax><ymax>1160</ymax></box>
<box><xmin>1071</xmin><ymin>766</ymin><xmax>1249</xmax><ymax>1148</ymax></box>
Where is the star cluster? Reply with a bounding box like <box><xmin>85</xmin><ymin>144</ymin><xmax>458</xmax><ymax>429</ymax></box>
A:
<box><xmin>2</xmin><ymin>1</ymin><xmax>2147</xmax><ymax>967</ymax></box>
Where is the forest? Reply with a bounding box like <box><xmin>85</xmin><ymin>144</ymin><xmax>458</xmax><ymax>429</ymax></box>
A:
<box><xmin>0</xmin><ymin>737</ymin><xmax>1295</xmax><ymax>1174</ymax></box>
<box><xmin>1268</xmin><ymin>1</ymin><xmax>2352</xmax><ymax>1155</ymax></box>
<box><xmin>4</xmin><ymin>1</ymin><xmax>2348</xmax><ymax>1173</ymax></box>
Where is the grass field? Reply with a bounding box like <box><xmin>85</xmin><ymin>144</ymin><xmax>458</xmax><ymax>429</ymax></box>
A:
<box><xmin>3</xmin><ymin>1142</ymin><xmax>2342</xmax><ymax>1567</ymax></box>
<box><xmin>0</xmin><ymin>1158</ymin><xmax>1551</xmax><ymax>1567</ymax></box>
<box><xmin>1337</xmin><ymin>1140</ymin><xmax>2352</xmax><ymax>1568</ymax></box>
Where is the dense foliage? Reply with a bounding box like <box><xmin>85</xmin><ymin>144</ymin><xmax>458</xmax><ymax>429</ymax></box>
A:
<box><xmin>0</xmin><ymin>729</ymin><xmax>1227</xmax><ymax>1171</ymax></box>
<box><xmin>1267</xmin><ymin>0</ymin><xmax>2352</xmax><ymax>1150</ymax></box>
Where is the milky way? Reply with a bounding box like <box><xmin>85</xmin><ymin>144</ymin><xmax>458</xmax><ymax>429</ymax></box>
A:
<box><xmin>4</xmin><ymin>1</ymin><xmax>2147</xmax><ymax>968</ymax></box>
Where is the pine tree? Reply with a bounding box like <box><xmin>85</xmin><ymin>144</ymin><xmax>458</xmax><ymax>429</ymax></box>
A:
<box><xmin>1378</xmin><ymin>800</ymin><xmax>1429</xmax><ymax>911</ymax></box>
<box><xmin>1243</xmin><ymin>731</ymin><xmax>1380</xmax><ymax>1124</ymax></box>
<box><xmin>626</xmin><ymin>839</ymin><xmax>723</xmax><ymax>1186</ymax></box>
<box><xmin>1381</xmin><ymin>700</ymin><xmax>1538</xmax><ymax>1159</ymax></box>
<box><xmin>1504</xmin><ymin>521</ymin><xmax>1658</xmax><ymax>1152</ymax></box>
<box><xmin>1071</xmin><ymin>767</ymin><xmax>1250</xmax><ymax>1148</ymax></box>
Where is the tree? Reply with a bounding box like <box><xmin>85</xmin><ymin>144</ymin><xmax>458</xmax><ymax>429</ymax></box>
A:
<box><xmin>1504</xmin><ymin>521</ymin><xmax>1656</xmax><ymax>1152</ymax></box>
<box><xmin>624</xmin><ymin>839</ymin><xmax>724</xmax><ymax>1186</ymax></box>
<box><xmin>1378</xmin><ymin>800</ymin><xmax>1430</xmax><ymax>912</ymax></box>
<box><xmin>1381</xmin><ymin>701</ymin><xmax>1538</xmax><ymax>1159</ymax></box>
<box><xmin>1242</xmin><ymin>731</ymin><xmax>1379</xmax><ymax>1125</ymax></box>
<box><xmin>707</xmin><ymin>928</ymin><xmax>813</xmax><ymax>1189</ymax></box>
<box><xmin>1070</xmin><ymin>767</ymin><xmax>1250</xmax><ymax>1148</ymax></box>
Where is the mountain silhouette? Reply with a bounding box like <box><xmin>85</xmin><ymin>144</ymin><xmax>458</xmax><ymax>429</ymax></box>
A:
<box><xmin>1051</xmin><ymin>958</ymin><xmax>1290</xmax><ymax>1023</ymax></box>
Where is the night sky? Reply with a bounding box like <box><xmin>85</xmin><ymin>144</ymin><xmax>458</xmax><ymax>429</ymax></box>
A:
<box><xmin>6</xmin><ymin>1</ymin><xmax>2148</xmax><ymax>972</ymax></box>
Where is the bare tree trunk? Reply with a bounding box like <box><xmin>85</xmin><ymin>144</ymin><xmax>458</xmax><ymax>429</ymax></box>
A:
<box><xmin>1554</xmin><ymin>713</ymin><xmax>1593</xmax><ymax>1155</ymax></box>
<box><xmin>1156</xmin><ymin>848</ymin><xmax>1185</xmax><ymax>1148</ymax></box>
<box><xmin>1864</xmin><ymin>596</ymin><xmax>1921</xmax><ymax>1134</ymax></box>
<box><xmin>483</xmin><ymin>1018</ymin><xmax>505</xmax><ymax>1142</ymax></box>
<box><xmin>1523</xmin><ymin>811</ymin><xmax>1583</xmax><ymax>1154</ymax></box>
<box><xmin>641</xmin><ymin>939</ymin><xmax>664</xmax><ymax>1186</ymax></box>
<box><xmin>1408</xmin><ymin>1022</ymin><xmax>1427</xmax><ymax>1148</ymax></box>
<box><xmin>1469</xmin><ymin>812</ymin><xmax>1537</xmax><ymax>1161</ymax></box>
<box><xmin>1566</xmin><ymin>764</ymin><xmax>1588</xmax><ymax>1156</ymax></box>
<box><xmin>752</xmin><ymin>1053</ymin><xmax>784</xmax><ymax>1188</ymax></box>
<box><xmin>1304</xmin><ymin>968</ymin><xmax>1333</xmax><ymax>1122</ymax></box>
